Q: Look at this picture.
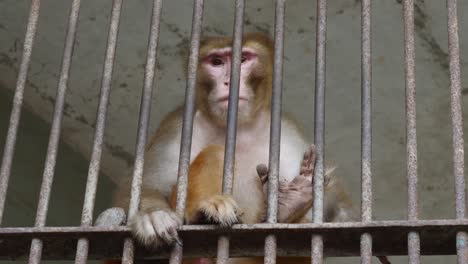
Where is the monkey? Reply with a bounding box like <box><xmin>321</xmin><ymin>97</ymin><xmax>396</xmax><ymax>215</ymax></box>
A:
<box><xmin>110</xmin><ymin>32</ymin><xmax>321</xmax><ymax>243</ymax></box>
<box><xmin>97</xmin><ymin>32</ymin><xmax>390</xmax><ymax>264</ymax></box>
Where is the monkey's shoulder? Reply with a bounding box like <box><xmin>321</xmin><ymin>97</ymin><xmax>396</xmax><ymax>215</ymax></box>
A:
<box><xmin>147</xmin><ymin>106</ymin><xmax>184</xmax><ymax>151</ymax></box>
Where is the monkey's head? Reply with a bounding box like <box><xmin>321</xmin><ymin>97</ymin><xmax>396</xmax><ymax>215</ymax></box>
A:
<box><xmin>196</xmin><ymin>32</ymin><xmax>274</xmax><ymax>127</ymax></box>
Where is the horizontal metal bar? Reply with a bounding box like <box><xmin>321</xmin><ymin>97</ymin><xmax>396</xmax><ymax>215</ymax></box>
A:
<box><xmin>2</xmin><ymin>220</ymin><xmax>468</xmax><ymax>260</ymax></box>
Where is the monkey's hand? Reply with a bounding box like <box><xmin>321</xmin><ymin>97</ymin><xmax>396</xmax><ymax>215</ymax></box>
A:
<box><xmin>190</xmin><ymin>195</ymin><xmax>243</xmax><ymax>227</ymax></box>
<box><xmin>129</xmin><ymin>209</ymin><xmax>183</xmax><ymax>248</ymax></box>
<box><xmin>257</xmin><ymin>145</ymin><xmax>317</xmax><ymax>223</ymax></box>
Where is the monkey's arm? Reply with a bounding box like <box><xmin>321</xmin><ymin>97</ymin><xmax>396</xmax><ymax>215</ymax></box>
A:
<box><xmin>170</xmin><ymin>145</ymin><xmax>242</xmax><ymax>226</ymax></box>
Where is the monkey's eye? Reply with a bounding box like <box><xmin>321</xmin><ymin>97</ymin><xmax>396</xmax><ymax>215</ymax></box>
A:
<box><xmin>241</xmin><ymin>56</ymin><xmax>247</xmax><ymax>63</ymax></box>
<box><xmin>210</xmin><ymin>57</ymin><xmax>224</xmax><ymax>66</ymax></box>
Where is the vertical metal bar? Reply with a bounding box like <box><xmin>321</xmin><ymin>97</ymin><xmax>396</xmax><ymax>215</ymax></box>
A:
<box><xmin>311</xmin><ymin>0</ymin><xmax>327</xmax><ymax>263</ymax></box>
<box><xmin>446</xmin><ymin>0</ymin><xmax>467</xmax><ymax>263</ymax></box>
<box><xmin>360</xmin><ymin>0</ymin><xmax>372</xmax><ymax>263</ymax></box>
<box><xmin>0</xmin><ymin>0</ymin><xmax>41</xmax><ymax>225</ymax></box>
<box><xmin>27</xmin><ymin>1</ymin><xmax>81</xmax><ymax>263</ymax></box>
<box><xmin>217</xmin><ymin>1</ymin><xmax>245</xmax><ymax>263</ymax></box>
<box><xmin>360</xmin><ymin>234</ymin><xmax>372</xmax><ymax>264</ymax></box>
<box><xmin>121</xmin><ymin>1</ymin><xmax>162</xmax><ymax>263</ymax></box>
<box><xmin>221</xmin><ymin>0</ymin><xmax>245</xmax><ymax>195</ymax></box>
<box><xmin>402</xmin><ymin>0</ymin><xmax>420</xmax><ymax>263</ymax></box>
<box><xmin>168</xmin><ymin>1</ymin><xmax>204</xmax><ymax>263</ymax></box>
<box><xmin>73</xmin><ymin>0</ymin><xmax>125</xmax><ymax>263</ymax></box>
<box><xmin>264</xmin><ymin>0</ymin><xmax>285</xmax><ymax>263</ymax></box>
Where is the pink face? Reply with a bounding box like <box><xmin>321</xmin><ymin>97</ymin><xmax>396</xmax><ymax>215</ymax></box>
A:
<box><xmin>201</xmin><ymin>47</ymin><xmax>259</xmax><ymax>120</ymax></box>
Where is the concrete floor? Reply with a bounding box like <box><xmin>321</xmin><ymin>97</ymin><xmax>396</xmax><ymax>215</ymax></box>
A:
<box><xmin>0</xmin><ymin>0</ymin><xmax>467</xmax><ymax>263</ymax></box>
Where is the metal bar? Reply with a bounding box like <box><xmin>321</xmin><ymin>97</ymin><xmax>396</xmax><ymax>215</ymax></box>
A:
<box><xmin>264</xmin><ymin>0</ymin><xmax>285</xmax><ymax>263</ymax></box>
<box><xmin>446</xmin><ymin>0</ymin><xmax>467</xmax><ymax>263</ymax></box>
<box><xmin>4</xmin><ymin>220</ymin><xmax>468</xmax><ymax>259</ymax></box>
<box><xmin>360</xmin><ymin>233</ymin><xmax>372</xmax><ymax>264</ymax></box>
<box><xmin>27</xmin><ymin>1</ymin><xmax>81</xmax><ymax>263</ymax></box>
<box><xmin>4</xmin><ymin>219</ymin><xmax>468</xmax><ymax>233</ymax></box>
<box><xmin>121</xmin><ymin>1</ymin><xmax>163</xmax><ymax>264</ymax></box>
<box><xmin>267</xmin><ymin>0</ymin><xmax>285</xmax><ymax>227</ymax></box>
<box><xmin>169</xmin><ymin>0</ymin><xmax>204</xmax><ymax>263</ymax></box>
<box><xmin>217</xmin><ymin>1</ymin><xmax>245</xmax><ymax>263</ymax></box>
<box><xmin>312</xmin><ymin>0</ymin><xmax>327</xmax><ymax>262</ymax></box>
<box><xmin>221</xmin><ymin>0</ymin><xmax>245</xmax><ymax>195</ymax></box>
<box><xmin>360</xmin><ymin>0</ymin><xmax>372</xmax><ymax>263</ymax></box>
<box><xmin>74</xmin><ymin>0</ymin><xmax>124</xmax><ymax>261</ymax></box>
<box><xmin>0</xmin><ymin>0</ymin><xmax>41</xmax><ymax>225</ymax></box>
<box><xmin>402</xmin><ymin>0</ymin><xmax>420</xmax><ymax>263</ymax></box>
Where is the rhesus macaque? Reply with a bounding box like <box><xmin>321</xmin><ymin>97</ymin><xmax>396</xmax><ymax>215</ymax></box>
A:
<box><xmin>98</xmin><ymin>32</ymin><xmax>389</xmax><ymax>264</ymax></box>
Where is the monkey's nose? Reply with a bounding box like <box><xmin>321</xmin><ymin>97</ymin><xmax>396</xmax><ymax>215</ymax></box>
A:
<box><xmin>224</xmin><ymin>82</ymin><xmax>229</xmax><ymax>86</ymax></box>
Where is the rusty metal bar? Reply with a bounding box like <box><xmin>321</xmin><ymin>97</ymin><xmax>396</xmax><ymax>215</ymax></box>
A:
<box><xmin>402</xmin><ymin>0</ymin><xmax>421</xmax><ymax>263</ymax></box>
<box><xmin>3</xmin><ymin>219</ymin><xmax>468</xmax><ymax>233</ymax></box>
<box><xmin>3</xmin><ymin>219</ymin><xmax>468</xmax><ymax>259</ymax></box>
<box><xmin>0</xmin><ymin>0</ymin><xmax>41</xmax><ymax>225</ymax></box>
<box><xmin>169</xmin><ymin>0</ymin><xmax>204</xmax><ymax>263</ymax></box>
<box><xmin>446</xmin><ymin>0</ymin><xmax>467</xmax><ymax>263</ymax></box>
<box><xmin>312</xmin><ymin>0</ymin><xmax>327</xmax><ymax>263</ymax></box>
<box><xmin>121</xmin><ymin>1</ymin><xmax>163</xmax><ymax>263</ymax></box>
<box><xmin>27</xmin><ymin>1</ymin><xmax>81</xmax><ymax>264</ymax></box>
<box><xmin>74</xmin><ymin>0</ymin><xmax>128</xmax><ymax>263</ymax></box>
<box><xmin>120</xmin><ymin>1</ymin><xmax>163</xmax><ymax>264</ymax></box>
<box><xmin>221</xmin><ymin>0</ymin><xmax>245</xmax><ymax>195</ymax></box>
<box><xmin>217</xmin><ymin>0</ymin><xmax>245</xmax><ymax>263</ymax></box>
<box><xmin>360</xmin><ymin>0</ymin><xmax>372</xmax><ymax>263</ymax></box>
<box><xmin>264</xmin><ymin>0</ymin><xmax>285</xmax><ymax>263</ymax></box>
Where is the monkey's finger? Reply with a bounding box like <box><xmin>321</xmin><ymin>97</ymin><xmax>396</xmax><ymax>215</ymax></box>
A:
<box><xmin>304</xmin><ymin>145</ymin><xmax>316</xmax><ymax>167</ymax></box>
<box><xmin>256</xmin><ymin>164</ymin><xmax>269</xmax><ymax>184</ymax></box>
<box><xmin>309</xmin><ymin>144</ymin><xmax>317</xmax><ymax>160</ymax></box>
<box><xmin>377</xmin><ymin>256</ymin><xmax>391</xmax><ymax>264</ymax></box>
<box><xmin>135</xmin><ymin>213</ymin><xmax>157</xmax><ymax>239</ymax></box>
<box><xmin>175</xmin><ymin>238</ymin><xmax>183</xmax><ymax>247</ymax></box>
<box><xmin>173</xmin><ymin>234</ymin><xmax>183</xmax><ymax>247</ymax></box>
<box><xmin>309</xmin><ymin>144</ymin><xmax>317</xmax><ymax>168</ymax></box>
<box><xmin>256</xmin><ymin>164</ymin><xmax>268</xmax><ymax>176</ymax></box>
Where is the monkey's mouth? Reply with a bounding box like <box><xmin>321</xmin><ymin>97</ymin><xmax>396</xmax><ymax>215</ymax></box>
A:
<box><xmin>217</xmin><ymin>97</ymin><xmax>248</xmax><ymax>110</ymax></box>
<box><xmin>216</xmin><ymin>96</ymin><xmax>248</xmax><ymax>103</ymax></box>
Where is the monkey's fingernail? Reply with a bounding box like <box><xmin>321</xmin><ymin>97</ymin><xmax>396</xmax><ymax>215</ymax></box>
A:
<box><xmin>256</xmin><ymin>164</ymin><xmax>268</xmax><ymax>176</ymax></box>
<box><xmin>310</xmin><ymin>144</ymin><xmax>316</xmax><ymax>152</ymax></box>
<box><xmin>174</xmin><ymin>237</ymin><xmax>183</xmax><ymax>247</ymax></box>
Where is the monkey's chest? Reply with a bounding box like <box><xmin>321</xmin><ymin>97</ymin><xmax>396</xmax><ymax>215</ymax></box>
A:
<box><xmin>230</xmin><ymin>154</ymin><xmax>266</xmax><ymax>224</ymax></box>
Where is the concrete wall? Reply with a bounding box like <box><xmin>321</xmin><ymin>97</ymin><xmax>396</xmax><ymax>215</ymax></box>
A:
<box><xmin>0</xmin><ymin>0</ymin><xmax>467</xmax><ymax>263</ymax></box>
<box><xmin>0</xmin><ymin>85</ymin><xmax>114</xmax><ymax>264</ymax></box>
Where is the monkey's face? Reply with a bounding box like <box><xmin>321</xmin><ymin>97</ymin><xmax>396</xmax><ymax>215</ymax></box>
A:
<box><xmin>203</xmin><ymin>47</ymin><xmax>256</xmax><ymax>117</ymax></box>
<box><xmin>196</xmin><ymin>33</ymin><xmax>274</xmax><ymax>126</ymax></box>
<box><xmin>197</xmin><ymin>45</ymin><xmax>271</xmax><ymax>126</ymax></box>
